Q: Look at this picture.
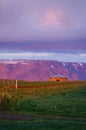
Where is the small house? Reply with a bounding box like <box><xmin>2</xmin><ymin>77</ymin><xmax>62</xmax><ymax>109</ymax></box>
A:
<box><xmin>50</xmin><ymin>74</ymin><xmax>67</xmax><ymax>81</ymax></box>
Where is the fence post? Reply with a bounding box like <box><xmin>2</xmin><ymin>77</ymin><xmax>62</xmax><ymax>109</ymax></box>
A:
<box><xmin>17</xmin><ymin>100</ymin><xmax>20</xmax><ymax>108</ymax></box>
<box><xmin>16</xmin><ymin>80</ymin><xmax>18</xmax><ymax>89</ymax></box>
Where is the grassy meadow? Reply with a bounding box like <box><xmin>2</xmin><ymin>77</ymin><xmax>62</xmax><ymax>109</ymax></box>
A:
<box><xmin>0</xmin><ymin>119</ymin><xmax>86</xmax><ymax>130</ymax></box>
<box><xmin>0</xmin><ymin>80</ymin><xmax>86</xmax><ymax>130</ymax></box>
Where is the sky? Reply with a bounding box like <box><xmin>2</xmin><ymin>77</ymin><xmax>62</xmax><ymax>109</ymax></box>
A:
<box><xmin>0</xmin><ymin>0</ymin><xmax>86</xmax><ymax>62</ymax></box>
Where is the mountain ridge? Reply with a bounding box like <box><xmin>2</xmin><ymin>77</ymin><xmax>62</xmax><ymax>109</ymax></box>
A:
<box><xmin>0</xmin><ymin>60</ymin><xmax>86</xmax><ymax>81</ymax></box>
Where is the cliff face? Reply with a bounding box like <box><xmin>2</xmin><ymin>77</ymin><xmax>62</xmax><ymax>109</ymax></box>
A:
<box><xmin>0</xmin><ymin>60</ymin><xmax>86</xmax><ymax>81</ymax></box>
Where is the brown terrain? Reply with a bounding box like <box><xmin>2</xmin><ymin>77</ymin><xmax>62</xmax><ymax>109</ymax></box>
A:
<box><xmin>0</xmin><ymin>60</ymin><xmax>86</xmax><ymax>81</ymax></box>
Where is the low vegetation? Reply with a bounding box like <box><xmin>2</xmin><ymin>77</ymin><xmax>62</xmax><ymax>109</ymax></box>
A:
<box><xmin>0</xmin><ymin>119</ymin><xmax>86</xmax><ymax>130</ymax></box>
<box><xmin>0</xmin><ymin>80</ymin><xmax>86</xmax><ymax>129</ymax></box>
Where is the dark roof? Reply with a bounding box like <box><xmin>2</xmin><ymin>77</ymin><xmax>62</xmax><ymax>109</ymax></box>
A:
<box><xmin>50</xmin><ymin>74</ymin><xmax>66</xmax><ymax>78</ymax></box>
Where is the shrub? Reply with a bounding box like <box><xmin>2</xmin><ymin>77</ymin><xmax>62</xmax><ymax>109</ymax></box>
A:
<box><xmin>0</xmin><ymin>94</ymin><xmax>12</xmax><ymax>111</ymax></box>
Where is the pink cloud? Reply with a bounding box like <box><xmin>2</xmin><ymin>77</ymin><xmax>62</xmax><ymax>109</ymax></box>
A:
<box><xmin>43</xmin><ymin>10</ymin><xmax>62</xmax><ymax>26</ymax></box>
<box><xmin>43</xmin><ymin>10</ymin><xmax>72</xmax><ymax>28</ymax></box>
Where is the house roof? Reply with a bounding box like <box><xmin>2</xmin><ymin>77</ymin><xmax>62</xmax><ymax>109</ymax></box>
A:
<box><xmin>50</xmin><ymin>74</ymin><xmax>66</xmax><ymax>78</ymax></box>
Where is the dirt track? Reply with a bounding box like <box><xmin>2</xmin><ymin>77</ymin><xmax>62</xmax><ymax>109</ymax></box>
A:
<box><xmin>0</xmin><ymin>112</ymin><xmax>86</xmax><ymax>121</ymax></box>
<box><xmin>0</xmin><ymin>112</ymin><xmax>41</xmax><ymax>121</ymax></box>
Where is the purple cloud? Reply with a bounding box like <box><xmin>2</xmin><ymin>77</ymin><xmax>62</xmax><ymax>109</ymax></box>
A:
<box><xmin>0</xmin><ymin>0</ymin><xmax>86</xmax><ymax>50</ymax></box>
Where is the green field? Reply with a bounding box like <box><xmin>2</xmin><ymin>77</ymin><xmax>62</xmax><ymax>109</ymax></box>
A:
<box><xmin>0</xmin><ymin>119</ymin><xmax>86</xmax><ymax>130</ymax></box>
<box><xmin>0</xmin><ymin>80</ymin><xmax>86</xmax><ymax>130</ymax></box>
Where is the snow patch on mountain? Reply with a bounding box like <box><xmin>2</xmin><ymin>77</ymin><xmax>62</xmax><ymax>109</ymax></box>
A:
<box><xmin>51</xmin><ymin>65</ymin><xmax>54</xmax><ymax>68</ymax></box>
<box><xmin>0</xmin><ymin>60</ymin><xmax>19</xmax><ymax>64</ymax></box>
<box><xmin>78</xmin><ymin>63</ymin><xmax>83</xmax><ymax>66</ymax></box>
<box><xmin>63</xmin><ymin>63</ymin><xmax>66</xmax><ymax>66</ymax></box>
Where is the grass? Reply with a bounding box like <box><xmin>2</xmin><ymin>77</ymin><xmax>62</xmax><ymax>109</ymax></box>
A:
<box><xmin>0</xmin><ymin>80</ymin><xmax>86</xmax><ymax>117</ymax></box>
<box><xmin>0</xmin><ymin>119</ymin><xmax>86</xmax><ymax>130</ymax></box>
<box><xmin>7</xmin><ymin>81</ymin><xmax>86</xmax><ymax>117</ymax></box>
<box><xmin>0</xmin><ymin>80</ymin><xmax>86</xmax><ymax>129</ymax></box>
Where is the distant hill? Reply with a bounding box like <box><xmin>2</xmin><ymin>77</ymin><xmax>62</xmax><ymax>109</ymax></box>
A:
<box><xmin>0</xmin><ymin>60</ymin><xmax>86</xmax><ymax>81</ymax></box>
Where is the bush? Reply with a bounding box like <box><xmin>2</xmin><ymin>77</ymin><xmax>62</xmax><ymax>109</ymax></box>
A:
<box><xmin>0</xmin><ymin>94</ymin><xmax>12</xmax><ymax>111</ymax></box>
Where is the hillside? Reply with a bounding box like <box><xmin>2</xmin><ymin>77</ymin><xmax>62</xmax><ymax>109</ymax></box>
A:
<box><xmin>0</xmin><ymin>60</ymin><xmax>86</xmax><ymax>81</ymax></box>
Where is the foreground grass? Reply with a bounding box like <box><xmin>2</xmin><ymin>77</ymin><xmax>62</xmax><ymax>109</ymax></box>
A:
<box><xmin>0</xmin><ymin>119</ymin><xmax>86</xmax><ymax>130</ymax></box>
<box><xmin>0</xmin><ymin>80</ymin><xmax>86</xmax><ymax>117</ymax></box>
<box><xmin>0</xmin><ymin>81</ymin><xmax>86</xmax><ymax>117</ymax></box>
<box><xmin>10</xmin><ymin>81</ymin><xmax>86</xmax><ymax>117</ymax></box>
<box><xmin>0</xmin><ymin>80</ymin><xmax>86</xmax><ymax>130</ymax></box>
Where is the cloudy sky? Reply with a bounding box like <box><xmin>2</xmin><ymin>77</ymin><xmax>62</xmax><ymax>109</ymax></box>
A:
<box><xmin>0</xmin><ymin>0</ymin><xmax>86</xmax><ymax>62</ymax></box>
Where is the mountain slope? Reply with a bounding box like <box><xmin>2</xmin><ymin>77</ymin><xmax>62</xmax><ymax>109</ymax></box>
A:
<box><xmin>0</xmin><ymin>60</ymin><xmax>86</xmax><ymax>81</ymax></box>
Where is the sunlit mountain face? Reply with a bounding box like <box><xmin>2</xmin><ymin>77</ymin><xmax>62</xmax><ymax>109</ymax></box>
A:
<box><xmin>0</xmin><ymin>60</ymin><xmax>86</xmax><ymax>81</ymax></box>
